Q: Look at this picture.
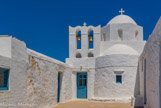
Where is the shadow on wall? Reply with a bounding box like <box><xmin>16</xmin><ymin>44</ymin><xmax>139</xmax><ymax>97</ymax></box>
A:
<box><xmin>133</xmin><ymin>63</ymin><xmax>144</xmax><ymax>108</ymax></box>
<box><xmin>159</xmin><ymin>42</ymin><xmax>161</xmax><ymax>108</ymax></box>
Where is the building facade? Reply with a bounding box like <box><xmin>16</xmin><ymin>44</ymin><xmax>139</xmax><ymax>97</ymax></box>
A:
<box><xmin>66</xmin><ymin>13</ymin><xmax>146</xmax><ymax>102</ymax></box>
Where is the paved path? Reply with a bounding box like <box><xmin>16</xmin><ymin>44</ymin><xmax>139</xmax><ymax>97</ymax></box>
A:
<box><xmin>53</xmin><ymin>101</ymin><xmax>142</xmax><ymax>108</ymax></box>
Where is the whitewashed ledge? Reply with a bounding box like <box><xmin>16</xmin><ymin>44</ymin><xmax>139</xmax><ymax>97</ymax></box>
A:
<box><xmin>27</xmin><ymin>48</ymin><xmax>71</xmax><ymax>68</ymax></box>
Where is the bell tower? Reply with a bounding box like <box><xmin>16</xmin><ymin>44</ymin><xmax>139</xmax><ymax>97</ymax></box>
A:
<box><xmin>68</xmin><ymin>22</ymin><xmax>101</xmax><ymax>59</ymax></box>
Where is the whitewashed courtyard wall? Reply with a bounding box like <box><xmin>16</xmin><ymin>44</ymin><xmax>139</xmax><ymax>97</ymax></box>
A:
<box><xmin>0</xmin><ymin>37</ymin><xmax>28</xmax><ymax>108</ymax></box>
<box><xmin>137</xmin><ymin>17</ymin><xmax>161</xmax><ymax>108</ymax></box>
<box><xmin>0</xmin><ymin>36</ymin><xmax>72</xmax><ymax>108</ymax></box>
<box><xmin>27</xmin><ymin>49</ymin><xmax>72</xmax><ymax>108</ymax></box>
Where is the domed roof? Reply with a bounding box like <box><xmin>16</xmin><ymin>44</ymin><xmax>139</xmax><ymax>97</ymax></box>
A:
<box><xmin>107</xmin><ymin>15</ymin><xmax>137</xmax><ymax>25</ymax></box>
<box><xmin>102</xmin><ymin>44</ymin><xmax>138</xmax><ymax>55</ymax></box>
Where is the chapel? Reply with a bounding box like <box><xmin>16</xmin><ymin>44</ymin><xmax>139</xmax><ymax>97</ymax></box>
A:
<box><xmin>66</xmin><ymin>8</ymin><xmax>145</xmax><ymax>100</ymax></box>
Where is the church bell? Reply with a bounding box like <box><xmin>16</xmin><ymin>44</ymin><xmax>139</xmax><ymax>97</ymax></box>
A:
<box><xmin>89</xmin><ymin>34</ymin><xmax>93</xmax><ymax>42</ymax></box>
<box><xmin>77</xmin><ymin>35</ymin><xmax>81</xmax><ymax>41</ymax></box>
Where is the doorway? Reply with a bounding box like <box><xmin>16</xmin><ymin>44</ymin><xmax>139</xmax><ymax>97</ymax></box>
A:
<box><xmin>77</xmin><ymin>72</ymin><xmax>87</xmax><ymax>99</ymax></box>
<box><xmin>57</xmin><ymin>72</ymin><xmax>62</xmax><ymax>103</ymax></box>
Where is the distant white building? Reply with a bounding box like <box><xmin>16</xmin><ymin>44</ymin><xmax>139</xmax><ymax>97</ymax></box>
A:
<box><xmin>0</xmin><ymin>9</ymin><xmax>160</xmax><ymax>108</ymax></box>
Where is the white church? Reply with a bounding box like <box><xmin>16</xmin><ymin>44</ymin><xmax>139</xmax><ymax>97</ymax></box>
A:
<box><xmin>0</xmin><ymin>9</ymin><xmax>160</xmax><ymax>108</ymax></box>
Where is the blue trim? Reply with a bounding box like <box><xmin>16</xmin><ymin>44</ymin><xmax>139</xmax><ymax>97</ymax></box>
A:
<box><xmin>0</xmin><ymin>68</ymin><xmax>9</xmax><ymax>91</ymax></box>
<box><xmin>57</xmin><ymin>72</ymin><xmax>61</xmax><ymax>103</ymax></box>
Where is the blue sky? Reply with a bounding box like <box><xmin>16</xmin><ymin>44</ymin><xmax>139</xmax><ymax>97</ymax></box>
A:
<box><xmin>0</xmin><ymin>0</ymin><xmax>160</xmax><ymax>62</ymax></box>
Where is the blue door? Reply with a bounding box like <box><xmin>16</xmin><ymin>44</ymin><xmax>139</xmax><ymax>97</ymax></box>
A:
<box><xmin>77</xmin><ymin>72</ymin><xmax>87</xmax><ymax>99</ymax></box>
<box><xmin>57</xmin><ymin>72</ymin><xmax>61</xmax><ymax>103</ymax></box>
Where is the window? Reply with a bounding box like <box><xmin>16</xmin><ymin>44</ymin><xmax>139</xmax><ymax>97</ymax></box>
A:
<box><xmin>0</xmin><ymin>68</ymin><xmax>9</xmax><ymax>90</ymax></box>
<box><xmin>135</xmin><ymin>30</ymin><xmax>139</xmax><ymax>40</ymax></box>
<box><xmin>83</xmin><ymin>79</ymin><xmax>87</xmax><ymax>86</ymax></box>
<box><xmin>88</xmin><ymin>30</ymin><xmax>94</xmax><ymax>49</ymax></box>
<box><xmin>78</xmin><ymin>73</ymin><xmax>87</xmax><ymax>87</ymax></box>
<box><xmin>116</xmin><ymin>75</ymin><xmax>122</xmax><ymax>84</ymax></box>
<box><xmin>76</xmin><ymin>30</ymin><xmax>81</xmax><ymax>49</ymax></box>
<box><xmin>118</xmin><ymin>29</ymin><xmax>123</xmax><ymax>40</ymax></box>
<box><xmin>79</xmin><ymin>75</ymin><xmax>82</xmax><ymax>78</ymax></box>
<box><xmin>88</xmin><ymin>52</ymin><xmax>94</xmax><ymax>57</ymax></box>
<box><xmin>79</xmin><ymin>79</ymin><xmax>82</xmax><ymax>86</ymax></box>
<box><xmin>76</xmin><ymin>53</ymin><xmax>82</xmax><ymax>58</ymax></box>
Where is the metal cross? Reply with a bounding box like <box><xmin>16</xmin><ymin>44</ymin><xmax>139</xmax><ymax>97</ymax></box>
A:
<box><xmin>119</xmin><ymin>8</ymin><xmax>125</xmax><ymax>15</ymax></box>
<box><xmin>83</xmin><ymin>22</ymin><xmax>87</xmax><ymax>26</ymax></box>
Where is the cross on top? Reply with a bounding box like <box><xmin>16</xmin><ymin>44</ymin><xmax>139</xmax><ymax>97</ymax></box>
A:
<box><xmin>83</xmin><ymin>22</ymin><xmax>87</xmax><ymax>26</ymax></box>
<box><xmin>119</xmin><ymin>8</ymin><xmax>125</xmax><ymax>15</ymax></box>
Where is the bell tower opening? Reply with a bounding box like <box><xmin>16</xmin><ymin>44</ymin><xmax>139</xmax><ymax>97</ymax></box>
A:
<box><xmin>88</xmin><ymin>30</ymin><xmax>94</xmax><ymax>49</ymax></box>
<box><xmin>76</xmin><ymin>53</ymin><xmax>82</xmax><ymax>58</ymax></box>
<box><xmin>88</xmin><ymin>52</ymin><xmax>94</xmax><ymax>57</ymax></box>
<box><xmin>76</xmin><ymin>30</ymin><xmax>81</xmax><ymax>49</ymax></box>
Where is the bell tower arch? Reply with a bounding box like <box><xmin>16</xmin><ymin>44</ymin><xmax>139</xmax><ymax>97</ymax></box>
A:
<box><xmin>68</xmin><ymin>22</ymin><xmax>101</xmax><ymax>58</ymax></box>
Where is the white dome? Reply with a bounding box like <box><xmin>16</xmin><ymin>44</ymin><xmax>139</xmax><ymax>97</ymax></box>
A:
<box><xmin>107</xmin><ymin>15</ymin><xmax>137</xmax><ymax>25</ymax></box>
<box><xmin>102</xmin><ymin>44</ymin><xmax>138</xmax><ymax>55</ymax></box>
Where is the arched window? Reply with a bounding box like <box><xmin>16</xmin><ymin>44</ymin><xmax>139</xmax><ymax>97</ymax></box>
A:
<box><xmin>76</xmin><ymin>30</ymin><xmax>81</xmax><ymax>49</ymax></box>
<box><xmin>88</xmin><ymin>52</ymin><xmax>94</xmax><ymax>57</ymax></box>
<box><xmin>118</xmin><ymin>29</ymin><xmax>123</xmax><ymax>41</ymax></box>
<box><xmin>76</xmin><ymin>53</ymin><xmax>82</xmax><ymax>58</ymax></box>
<box><xmin>135</xmin><ymin>30</ymin><xmax>139</xmax><ymax>40</ymax></box>
<box><xmin>88</xmin><ymin>30</ymin><xmax>94</xmax><ymax>49</ymax></box>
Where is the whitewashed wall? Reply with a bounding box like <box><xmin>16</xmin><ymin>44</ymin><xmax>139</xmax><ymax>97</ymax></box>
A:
<box><xmin>94</xmin><ymin>54</ymin><xmax>138</xmax><ymax>102</ymax></box>
<box><xmin>66</xmin><ymin>58</ymin><xmax>95</xmax><ymax>100</ymax></box>
<box><xmin>0</xmin><ymin>36</ymin><xmax>73</xmax><ymax>108</ymax></box>
<box><xmin>0</xmin><ymin>37</ymin><xmax>28</xmax><ymax>108</ymax></box>
<box><xmin>27</xmin><ymin>49</ymin><xmax>72</xmax><ymax>108</ymax></box>
<box><xmin>137</xmin><ymin>17</ymin><xmax>161</xmax><ymax>108</ymax></box>
<box><xmin>69</xmin><ymin>25</ymin><xmax>101</xmax><ymax>58</ymax></box>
